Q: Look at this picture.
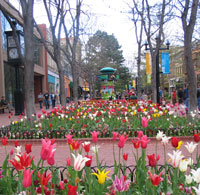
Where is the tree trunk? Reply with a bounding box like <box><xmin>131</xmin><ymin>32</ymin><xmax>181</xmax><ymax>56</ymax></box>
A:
<box><xmin>137</xmin><ymin>44</ymin><xmax>142</xmax><ymax>100</ymax></box>
<box><xmin>21</xmin><ymin>0</ymin><xmax>35</xmax><ymax>121</ymax></box>
<box><xmin>58</xmin><ymin>66</ymin><xmax>66</xmax><ymax>107</ymax></box>
<box><xmin>72</xmin><ymin>62</ymin><xmax>78</xmax><ymax>102</ymax></box>
<box><xmin>184</xmin><ymin>38</ymin><xmax>197</xmax><ymax>113</ymax></box>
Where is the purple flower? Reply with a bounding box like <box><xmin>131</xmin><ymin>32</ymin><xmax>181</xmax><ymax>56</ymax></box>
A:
<box><xmin>0</xmin><ymin>169</ymin><xmax>4</xmax><ymax>179</ymax></box>
<box><xmin>113</xmin><ymin>175</ymin><xmax>130</xmax><ymax>192</ymax></box>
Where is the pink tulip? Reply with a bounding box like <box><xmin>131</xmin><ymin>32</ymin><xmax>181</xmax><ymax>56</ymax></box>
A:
<box><xmin>59</xmin><ymin>181</ymin><xmax>65</xmax><ymax>190</ymax></box>
<box><xmin>91</xmin><ymin>131</ymin><xmax>99</xmax><ymax>143</ymax></box>
<box><xmin>118</xmin><ymin>134</ymin><xmax>128</xmax><ymax>148</ymax></box>
<box><xmin>65</xmin><ymin>134</ymin><xmax>73</xmax><ymax>145</ymax></box>
<box><xmin>112</xmin><ymin>132</ymin><xmax>119</xmax><ymax>140</ymax></box>
<box><xmin>142</xmin><ymin>117</ymin><xmax>148</xmax><ymax>128</ymax></box>
<box><xmin>137</xmin><ymin>131</ymin><xmax>144</xmax><ymax>138</ymax></box>
<box><xmin>40</xmin><ymin>139</ymin><xmax>56</xmax><ymax>161</ymax></box>
<box><xmin>47</xmin><ymin>149</ymin><xmax>56</xmax><ymax>166</ymax></box>
<box><xmin>23</xmin><ymin>169</ymin><xmax>34</xmax><ymax>188</ymax></box>
<box><xmin>140</xmin><ymin>135</ymin><xmax>150</xmax><ymax>149</ymax></box>
<box><xmin>67</xmin><ymin>158</ymin><xmax>71</xmax><ymax>166</ymax></box>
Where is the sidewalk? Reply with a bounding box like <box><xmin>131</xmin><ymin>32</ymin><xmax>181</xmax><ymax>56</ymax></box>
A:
<box><xmin>0</xmin><ymin>104</ymin><xmax>52</xmax><ymax>127</ymax></box>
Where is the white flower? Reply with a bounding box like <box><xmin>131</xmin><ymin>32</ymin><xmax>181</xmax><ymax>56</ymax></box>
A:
<box><xmin>24</xmin><ymin>116</ymin><xmax>27</xmax><ymax>119</ymax></box>
<box><xmin>186</xmin><ymin>158</ymin><xmax>193</xmax><ymax>166</ymax></box>
<box><xmin>91</xmin><ymin>145</ymin><xmax>100</xmax><ymax>154</ymax></box>
<box><xmin>185</xmin><ymin>142</ymin><xmax>198</xmax><ymax>153</ymax></box>
<box><xmin>41</xmin><ymin>115</ymin><xmax>44</xmax><ymax>119</ymax></box>
<box><xmin>21</xmin><ymin>119</ymin><xmax>24</xmax><ymax>122</ymax></box>
<box><xmin>15</xmin><ymin>146</ymin><xmax>22</xmax><ymax>155</ymax></box>
<box><xmin>185</xmin><ymin>174</ymin><xmax>193</xmax><ymax>184</ymax></box>
<box><xmin>35</xmin><ymin>124</ymin><xmax>38</xmax><ymax>128</ymax></box>
<box><xmin>65</xmin><ymin>115</ymin><xmax>68</xmax><ymax>118</ymax></box>
<box><xmin>191</xmin><ymin>168</ymin><xmax>200</xmax><ymax>183</ymax></box>
<box><xmin>156</xmin><ymin>131</ymin><xmax>165</xmax><ymax>141</ymax></box>
<box><xmin>82</xmin><ymin>141</ymin><xmax>90</xmax><ymax>147</ymax></box>
<box><xmin>193</xmin><ymin>184</ymin><xmax>200</xmax><ymax>195</ymax></box>
<box><xmin>161</xmin><ymin>135</ymin><xmax>171</xmax><ymax>146</ymax></box>
<box><xmin>179</xmin><ymin>160</ymin><xmax>188</xmax><ymax>172</ymax></box>
<box><xmin>168</xmin><ymin>150</ymin><xmax>183</xmax><ymax>168</ymax></box>
<box><xmin>71</xmin><ymin>153</ymin><xmax>90</xmax><ymax>171</ymax></box>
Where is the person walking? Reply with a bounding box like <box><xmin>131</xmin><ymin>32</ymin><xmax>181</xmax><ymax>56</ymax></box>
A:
<box><xmin>43</xmin><ymin>91</ymin><xmax>49</xmax><ymax>109</ymax></box>
<box><xmin>38</xmin><ymin>92</ymin><xmax>43</xmax><ymax>109</ymax></box>
<box><xmin>183</xmin><ymin>84</ymin><xmax>189</xmax><ymax>109</ymax></box>
<box><xmin>51</xmin><ymin>91</ymin><xmax>56</xmax><ymax>108</ymax></box>
<box><xmin>178</xmin><ymin>87</ymin><xmax>184</xmax><ymax>104</ymax></box>
<box><xmin>172</xmin><ymin>88</ymin><xmax>176</xmax><ymax>105</ymax></box>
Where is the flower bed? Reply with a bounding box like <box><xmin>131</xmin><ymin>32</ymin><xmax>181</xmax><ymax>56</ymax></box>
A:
<box><xmin>1</xmin><ymin>130</ymin><xmax>200</xmax><ymax>194</ymax></box>
<box><xmin>3</xmin><ymin>100</ymin><xmax>200</xmax><ymax>139</ymax></box>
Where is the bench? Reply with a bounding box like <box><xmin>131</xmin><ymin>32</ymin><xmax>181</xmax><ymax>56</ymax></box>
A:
<box><xmin>0</xmin><ymin>105</ymin><xmax>9</xmax><ymax>113</ymax></box>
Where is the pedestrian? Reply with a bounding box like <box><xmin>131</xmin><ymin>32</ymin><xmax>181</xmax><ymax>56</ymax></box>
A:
<box><xmin>51</xmin><ymin>91</ymin><xmax>56</xmax><ymax>108</ymax></box>
<box><xmin>197</xmin><ymin>88</ymin><xmax>200</xmax><ymax>112</ymax></box>
<box><xmin>43</xmin><ymin>91</ymin><xmax>49</xmax><ymax>109</ymax></box>
<box><xmin>178</xmin><ymin>87</ymin><xmax>184</xmax><ymax>104</ymax></box>
<box><xmin>172</xmin><ymin>88</ymin><xmax>176</xmax><ymax>105</ymax></box>
<box><xmin>38</xmin><ymin>92</ymin><xmax>43</xmax><ymax>109</ymax></box>
<box><xmin>183</xmin><ymin>84</ymin><xmax>189</xmax><ymax>109</ymax></box>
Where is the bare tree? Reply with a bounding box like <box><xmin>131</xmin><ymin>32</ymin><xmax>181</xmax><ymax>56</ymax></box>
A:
<box><xmin>34</xmin><ymin>0</ymin><xmax>66</xmax><ymax>107</ymax></box>
<box><xmin>61</xmin><ymin>0</ymin><xmax>83</xmax><ymax>102</ymax></box>
<box><xmin>0</xmin><ymin>0</ymin><xmax>35</xmax><ymax>121</ymax></box>
<box><xmin>131</xmin><ymin>0</ymin><xmax>145</xmax><ymax>100</ymax></box>
<box><xmin>180</xmin><ymin>0</ymin><xmax>198</xmax><ymax>113</ymax></box>
<box><xmin>134</xmin><ymin>0</ymin><xmax>173</xmax><ymax>103</ymax></box>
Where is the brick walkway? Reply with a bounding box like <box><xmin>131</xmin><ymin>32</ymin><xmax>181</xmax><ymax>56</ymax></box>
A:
<box><xmin>0</xmin><ymin>137</ymin><xmax>198</xmax><ymax>168</ymax></box>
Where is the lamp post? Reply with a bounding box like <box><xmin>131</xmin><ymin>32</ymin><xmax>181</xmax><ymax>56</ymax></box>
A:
<box><xmin>5</xmin><ymin>21</ymin><xmax>24</xmax><ymax>115</ymax></box>
<box><xmin>145</xmin><ymin>38</ymin><xmax>170</xmax><ymax>104</ymax></box>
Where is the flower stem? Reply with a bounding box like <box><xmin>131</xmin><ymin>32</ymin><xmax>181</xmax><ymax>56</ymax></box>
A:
<box><xmin>118</xmin><ymin>147</ymin><xmax>121</xmax><ymax>178</ymax></box>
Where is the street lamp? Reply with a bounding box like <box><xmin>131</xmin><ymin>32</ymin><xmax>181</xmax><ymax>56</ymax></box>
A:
<box><xmin>5</xmin><ymin>21</ymin><xmax>24</xmax><ymax>115</ymax></box>
<box><xmin>145</xmin><ymin>38</ymin><xmax>170</xmax><ymax>104</ymax></box>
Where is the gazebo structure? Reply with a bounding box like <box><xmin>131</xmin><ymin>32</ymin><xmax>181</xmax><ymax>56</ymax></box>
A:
<box><xmin>99</xmin><ymin>67</ymin><xmax>118</xmax><ymax>100</ymax></box>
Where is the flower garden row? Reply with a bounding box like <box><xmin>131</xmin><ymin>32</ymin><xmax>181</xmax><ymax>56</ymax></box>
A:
<box><xmin>1</xmin><ymin>130</ymin><xmax>200</xmax><ymax>194</ymax></box>
<box><xmin>2</xmin><ymin>100</ymin><xmax>200</xmax><ymax>139</ymax></box>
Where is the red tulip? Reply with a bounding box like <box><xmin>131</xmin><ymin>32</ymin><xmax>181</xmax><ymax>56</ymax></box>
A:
<box><xmin>67</xmin><ymin>184</ymin><xmax>78</xmax><ymax>195</ymax></box>
<box><xmin>123</xmin><ymin>153</ymin><xmax>128</xmax><ymax>161</ymax></box>
<box><xmin>71</xmin><ymin>140</ymin><xmax>82</xmax><ymax>151</ymax></box>
<box><xmin>112</xmin><ymin>132</ymin><xmax>119</xmax><ymax>140</ymax></box>
<box><xmin>9</xmin><ymin>152</ymin><xmax>34</xmax><ymax>171</ymax></box>
<box><xmin>37</xmin><ymin>172</ymin><xmax>51</xmax><ymax>186</ymax></box>
<box><xmin>65</xmin><ymin>134</ymin><xmax>73</xmax><ymax>145</ymax></box>
<box><xmin>171</xmin><ymin>137</ymin><xmax>180</xmax><ymax>148</ymax></box>
<box><xmin>91</xmin><ymin>131</ymin><xmax>99</xmax><ymax>143</ymax></box>
<box><xmin>118</xmin><ymin>134</ymin><xmax>128</xmax><ymax>148</ymax></box>
<box><xmin>49</xmin><ymin>123</ymin><xmax>53</xmax><ymax>128</ymax></box>
<box><xmin>1</xmin><ymin>137</ymin><xmax>8</xmax><ymax>146</ymax></box>
<box><xmin>82</xmin><ymin>142</ymin><xmax>90</xmax><ymax>153</ymax></box>
<box><xmin>25</xmin><ymin>144</ymin><xmax>32</xmax><ymax>154</ymax></box>
<box><xmin>23</xmin><ymin>169</ymin><xmax>34</xmax><ymax>188</ymax></box>
<box><xmin>85</xmin><ymin>155</ymin><xmax>92</xmax><ymax>167</ymax></box>
<box><xmin>10</xmin><ymin>149</ymin><xmax>14</xmax><ymax>156</ymax></box>
<box><xmin>14</xmin><ymin>140</ymin><xmax>19</xmax><ymax>147</ymax></box>
<box><xmin>194</xmin><ymin>133</ymin><xmax>200</xmax><ymax>143</ymax></box>
<box><xmin>147</xmin><ymin>154</ymin><xmax>160</xmax><ymax>167</ymax></box>
<box><xmin>131</xmin><ymin>139</ymin><xmax>140</xmax><ymax>149</ymax></box>
<box><xmin>148</xmin><ymin>171</ymin><xmax>163</xmax><ymax>186</ymax></box>
<box><xmin>38</xmin><ymin>113</ymin><xmax>41</xmax><ymax>118</ymax></box>
<box><xmin>142</xmin><ymin>117</ymin><xmax>148</xmax><ymax>128</ymax></box>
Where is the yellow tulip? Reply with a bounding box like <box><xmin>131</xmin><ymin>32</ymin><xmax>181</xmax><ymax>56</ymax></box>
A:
<box><xmin>69</xmin><ymin>117</ymin><xmax>72</xmax><ymax>121</ymax></box>
<box><xmin>176</xmin><ymin>141</ymin><xmax>183</xmax><ymax>150</ymax></box>
<box><xmin>14</xmin><ymin>121</ymin><xmax>18</xmax><ymax>124</ymax></box>
<box><xmin>91</xmin><ymin>168</ymin><xmax>110</xmax><ymax>184</ymax></box>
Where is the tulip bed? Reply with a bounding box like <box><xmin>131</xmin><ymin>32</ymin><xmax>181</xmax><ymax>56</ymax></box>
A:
<box><xmin>3</xmin><ymin>100</ymin><xmax>200</xmax><ymax>139</ymax></box>
<box><xmin>1</xmin><ymin>130</ymin><xmax>200</xmax><ymax>194</ymax></box>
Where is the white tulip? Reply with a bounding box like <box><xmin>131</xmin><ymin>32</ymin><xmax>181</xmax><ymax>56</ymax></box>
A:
<box><xmin>156</xmin><ymin>131</ymin><xmax>165</xmax><ymax>141</ymax></box>
<box><xmin>168</xmin><ymin>150</ymin><xmax>183</xmax><ymax>168</ymax></box>
<box><xmin>193</xmin><ymin>184</ymin><xmax>200</xmax><ymax>195</ymax></box>
<box><xmin>185</xmin><ymin>174</ymin><xmax>193</xmax><ymax>184</ymax></box>
<box><xmin>185</xmin><ymin>142</ymin><xmax>198</xmax><ymax>154</ymax></box>
<box><xmin>191</xmin><ymin>168</ymin><xmax>200</xmax><ymax>183</ymax></box>
<box><xmin>179</xmin><ymin>160</ymin><xmax>188</xmax><ymax>172</ymax></box>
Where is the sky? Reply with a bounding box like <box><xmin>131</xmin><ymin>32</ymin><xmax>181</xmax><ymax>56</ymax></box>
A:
<box><xmin>32</xmin><ymin>0</ymin><xmax>138</xmax><ymax>71</ymax></box>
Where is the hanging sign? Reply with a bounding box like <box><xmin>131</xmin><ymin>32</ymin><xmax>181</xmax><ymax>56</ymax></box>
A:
<box><xmin>161</xmin><ymin>52</ymin><xmax>170</xmax><ymax>74</ymax></box>
<box><xmin>146</xmin><ymin>53</ymin><xmax>152</xmax><ymax>75</ymax></box>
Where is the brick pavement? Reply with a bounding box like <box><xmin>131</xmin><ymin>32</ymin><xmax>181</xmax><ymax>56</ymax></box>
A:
<box><xmin>0</xmin><ymin>137</ymin><xmax>198</xmax><ymax>168</ymax></box>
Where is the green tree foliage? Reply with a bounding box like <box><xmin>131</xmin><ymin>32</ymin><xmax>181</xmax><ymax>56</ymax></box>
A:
<box><xmin>85</xmin><ymin>30</ymin><xmax>131</xmax><ymax>93</ymax></box>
